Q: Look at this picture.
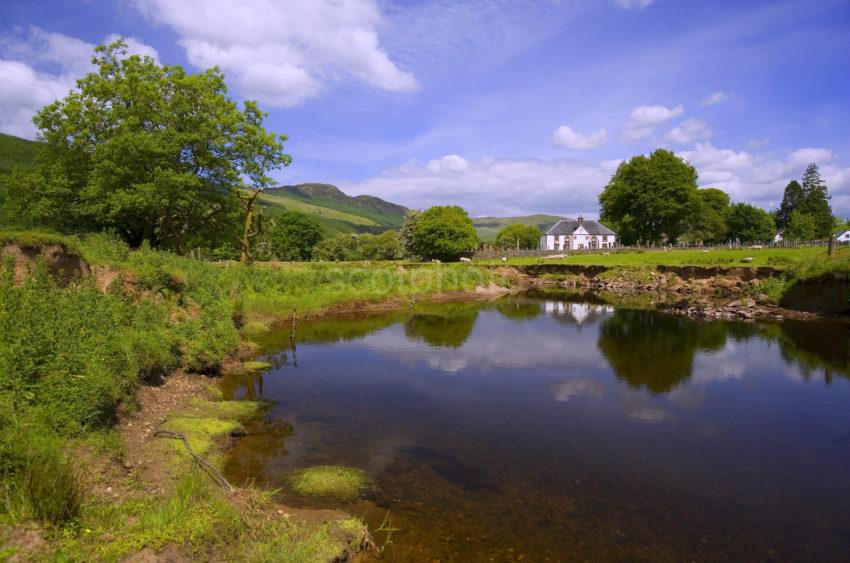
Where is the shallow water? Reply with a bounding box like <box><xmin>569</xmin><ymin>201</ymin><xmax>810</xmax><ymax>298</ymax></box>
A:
<box><xmin>220</xmin><ymin>292</ymin><xmax>850</xmax><ymax>561</ymax></box>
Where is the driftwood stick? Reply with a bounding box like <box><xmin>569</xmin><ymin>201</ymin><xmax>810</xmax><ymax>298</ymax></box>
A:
<box><xmin>154</xmin><ymin>429</ymin><xmax>234</xmax><ymax>492</ymax></box>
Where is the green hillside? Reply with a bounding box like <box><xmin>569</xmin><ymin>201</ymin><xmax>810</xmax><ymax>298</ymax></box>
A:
<box><xmin>0</xmin><ymin>132</ymin><xmax>39</xmax><ymax>174</ymax></box>
<box><xmin>473</xmin><ymin>214</ymin><xmax>565</xmax><ymax>242</ymax></box>
<box><xmin>261</xmin><ymin>183</ymin><xmax>408</xmax><ymax>234</ymax></box>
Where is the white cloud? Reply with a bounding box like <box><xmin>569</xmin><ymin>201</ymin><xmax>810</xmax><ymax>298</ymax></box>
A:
<box><xmin>678</xmin><ymin>142</ymin><xmax>850</xmax><ymax>213</ymax></box>
<box><xmin>615</xmin><ymin>0</ymin><xmax>655</xmax><ymax>9</ymax></box>
<box><xmin>426</xmin><ymin>154</ymin><xmax>469</xmax><ymax>173</ymax></box>
<box><xmin>340</xmin><ymin>155</ymin><xmax>614</xmax><ymax>217</ymax></box>
<box><xmin>700</xmin><ymin>91</ymin><xmax>729</xmax><ymax>106</ymax></box>
<box><xmin>133</xmin><ymin>0</ymin><xmax>417</xmax><ymax>107</ymax></box>
<box><xmin>789</xmin><ymin>147</ymin><xmax>833</xmax><ymax>167</ymax></box>
<box><xmin>551</xmin><ymin>125</ymin><xmax>608</xmax><ymax>150</ymax></box>
<box><xmin>622</xmin><ymin>104</ymin><xmax>684</xmax><ymax>140</ymax></box>
<box><xmin>0</xmin><ymin>28</ymin><xmax>159</xmax><ymax>138</ymax></box>
<box><xmin>339</xmin><ymin>142</ymin><xmax>850</xmax><ymax>218</ymax></box>
<box><xmin>663</xmin><ymin>118</ymin><xmax>712</xmax><ymax>144</ymax></box>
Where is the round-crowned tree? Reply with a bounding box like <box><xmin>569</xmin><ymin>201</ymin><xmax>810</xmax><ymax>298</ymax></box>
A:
<box><xmin>266</xmin><ymin>211</ymin><xmax>323</xmax><ymax>261</ymax></box>
<box><xmin>495</xmin><ymin>223</ymin><xmax>542</xmax><ymax>250</ymax></box>
<box><xmin>15</xmin><ymin>38</ymin><xmax>289</xmax><ymax>255</ymax></box>
<box><xmin>411</xmin><ymin>205</ymin><xmax>479</xmax><ymax>261</ymax></box>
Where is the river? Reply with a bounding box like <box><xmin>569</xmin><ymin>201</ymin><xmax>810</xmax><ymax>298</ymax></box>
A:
<box><xmin>219</xmin><ymin>291</ymin><xmax>850</xmax><ymax>561</ymax></box>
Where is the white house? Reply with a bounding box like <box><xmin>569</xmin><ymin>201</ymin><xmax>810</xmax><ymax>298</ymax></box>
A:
<box><xmin>837</xmin><ymin>230</ymin><xmax>850</xmax><ymax>243</ymax></box>
<box><xmin>540</xmin><ymin>216</ymin><xmax>617</xmax><ymax>251</ymax></box>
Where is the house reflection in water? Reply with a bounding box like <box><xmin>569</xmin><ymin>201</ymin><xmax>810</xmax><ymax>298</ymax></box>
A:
<box><xmin>544</xmin><ymin>300</ymin><xmax>615</xmax><ymax>326</ymax></box>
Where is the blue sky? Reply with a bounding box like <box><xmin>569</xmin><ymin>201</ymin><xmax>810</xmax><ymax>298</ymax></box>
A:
<box><xmin>1</xmin><ymin>0</ymin><xmax>849</xmax><ymax>217</ymax></box>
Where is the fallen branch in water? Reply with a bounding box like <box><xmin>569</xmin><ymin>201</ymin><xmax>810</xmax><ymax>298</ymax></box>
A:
<box><xmin>154</xmin><ymin>429</ymin><xmax>234</xmax><ymax>492</ymax></box>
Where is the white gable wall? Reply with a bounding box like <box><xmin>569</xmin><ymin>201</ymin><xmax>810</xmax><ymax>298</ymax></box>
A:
<box><xmin>540</xmin><ymin>232</ymin><xmax>617</xmax><ymax>250</ymax></box>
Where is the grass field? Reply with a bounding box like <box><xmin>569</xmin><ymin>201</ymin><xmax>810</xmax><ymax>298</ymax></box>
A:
<box><xmin>261</xmin><ymin>192</ymin><xmax>381</xmax><ymax>227</ymax></box>
<box><xmin>260</xmin><ymin>183</ymin><xmax>406</xmax><ymax>235</ymax></box>
<box><xmin>472</xmin><ymin>214</ymin><xmax>564</xmax><ymax>242</ymax></box>
<box><xmin>0</xmin><ymin>132</ymin><xmax>38</xmax><ymax>175</ymax></box>
<box><xmin>480</xmin><ymin>246</ymin><xmax>849</xmax><ymax>270</ymax></box>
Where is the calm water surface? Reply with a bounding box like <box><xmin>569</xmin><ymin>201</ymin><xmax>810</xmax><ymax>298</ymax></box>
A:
<box><xmin>220</xmin><ymin>292</ymin><xmax>850</xmax><ymax>561</ymax></box>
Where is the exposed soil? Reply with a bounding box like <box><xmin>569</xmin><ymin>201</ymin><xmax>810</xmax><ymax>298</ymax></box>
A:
<box><xmin>0</xmin><ymin>524</ymin><xmax>48</xmax><ymax>562</ymax></box>
<box><xmin>1</xmin><ymin>243</ymin><xmax>90</xmax><ymax>285</ymax></box>
<box><xmin>118</xmin><ymin>370</ymin><xmax>217</xmax><ymax>496</ymax></box>
<box><xmin>518</xmin><ymin>265</ymin><xmax>846</xmax><ymax>321</ymax></box>
<box><xmin>780</xmin><ymin>272</ymin><xmax>850</xmax><ymax>316</ymax></box>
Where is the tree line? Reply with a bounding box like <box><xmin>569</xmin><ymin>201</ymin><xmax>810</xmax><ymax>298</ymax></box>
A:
<box><xmin>599</xmin><ymin>149</ymin><xmax>836</xmax><ymax>245</ymax></box>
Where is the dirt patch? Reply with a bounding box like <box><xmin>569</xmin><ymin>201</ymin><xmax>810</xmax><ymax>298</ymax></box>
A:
<box><xmin>0</xmin><ymin>524</ymin><xmax>48</xmax><ymax>562</ymax></box>
<box><xmin>123</xmin><ymin>543</ymin><xmax>189</xmax><ymax>563</ymax></box>
<box><xmin>780</xmin><ymin>272</ymin><xmax>850</xmax><ymax>316</ymax></box>
<box><xmin>118</xmin><ymin>371</ymin><xmax>218</xmax><ymax>495</ymax></box>
<box><xmin>513</xmin><ymin>263</ymin><xmax>782</xmax><ymax>281</ymax></box>
<box><xmin>1</xmin><ymin>243</ymin><xmax>90</xmax><ymax>285</ymax></box>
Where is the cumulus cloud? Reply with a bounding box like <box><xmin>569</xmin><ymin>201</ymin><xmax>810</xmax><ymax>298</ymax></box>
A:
<box><xmin>663</xmin><ymin>118</ymin><xmax>712</xmax><ymax>144</ymax></box>
<box><xmin>789</xmin><ymin>147</ymin><xmax>833</xmax><ymax>167</ymax></box>
<box><xmin>133</xmin><ymin>0</ymin><xmax>417</xmax><ymax>107</ymax></box>
<box><xmin>0</xmin><ymin>27</ymin><xmax>159</xmax><ymax>138</ymax></box>
<box><xmin>614</xmin><ymin>0</ymin><xmax>654</xmax><ymax>9</ymax></box>
<box><xmin>338</xmin><ymin>141</ymin><xmax>850</xmax><ymax>218</ymax></box>
<box><xmin>426</xmin><ymin>154</ymin><xmax>469</xmax><ymax>173</ymax></box>
<box><xmin>551</xmin><ymin>125</ymin><xmax>608</xmax><ymax>150</ymax></box>
<box><xmin>700</xmin><ymin>91</ymin><xmax>729</xmax><ymax>106</ymax></box>
<box><xmin>622</xmin><ymin>104</ymin><xmax>684</xmax><ymax>141</ymax></box>
<box><xmin>340</xmin><ymin>155</ymin><xmax>617</xmax><ymax>217</ymax></box>
<box><xmin>678</xmin><ymin>142</ymin><xmax>850</xmax><ymax>213</ymax></box>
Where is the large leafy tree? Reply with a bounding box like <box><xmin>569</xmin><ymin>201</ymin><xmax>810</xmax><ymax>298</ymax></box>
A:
<box><xmin>265</xmin><ymin>211</ymin><xmax>323</xmax><ymax>261</ymax></box>
<box><xmin>11</xmin><ymin>39</ymin><xmax>289</xmax><ymax>254</ymax></box>
<box><xmin>411</xmin><ymin>205</ymin><xmax>479</xmax><ymax>261</ymax></box>
<box><xmin>399</xmin><ymin>210</ymin><xmax>421</xmax><ymax>258</ymax></box>
<box><xmin>726</xmin><ymin>203</ymin><xmax>776</xmax><ymax>242</ymax></box>
<box><xmin>784</xmin><ymin>210</ymin><xmax>817</xmax><ymax>241</ymax></box>
<box><xmin>495</xmin><ymin>223</ymin><xmax>542</xmax><ymax>250</ymax></box>
<box><xmin>687</xmin><ymin>188</ymin><xmax>730</xmax><ymax>243</ymax></box>
<box><xmin>776</xmin><ymin>180</ymin><xmax>804</xmax><ymax>230</ymax></box>
<box><xmin>599</xmin><ymin>149</ymin><xmax>700</xmax><ymax>245</ymax></box>
<box><xmin>798</xmin><ymin>163</ymin><xmax>833</xmax><ymax>238</ymax></box>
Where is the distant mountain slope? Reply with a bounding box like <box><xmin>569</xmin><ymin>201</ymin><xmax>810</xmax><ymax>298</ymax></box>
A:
<box><xmin>261</xmin><ymin>183</ymin><xmax>408</xmax><ymax>234</ymax></box>
<box><xmin>473</xmin><ymin>214</ymin><xmax>566</xmax><ymax>242</ymax></box>
<box><xmin>0</xmin><ymin>133</ymin><xmax>39</xmax><ymax>174</ymax></box>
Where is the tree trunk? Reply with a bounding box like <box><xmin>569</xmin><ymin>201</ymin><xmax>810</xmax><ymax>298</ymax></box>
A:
<box><xmin>240</xmin><ymin>190</ymin><xmax>261</xmax><ymax>265</ymax></box>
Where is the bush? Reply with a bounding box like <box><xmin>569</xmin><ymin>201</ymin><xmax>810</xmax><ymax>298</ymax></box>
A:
<box><xmin>495</xmin><ymin>223</ymin><xmax>542</xmax><ymax>250</ymax></box>
<box><xmin>0</xmin><ymin>428</ymin><xmax>81</xmax><ymax>524</ymax></box>
<box><xmin>264</xmin><ymin>211</ymin><xmax>323</xmax><ymax>261</ymax></box>
<box><xmin>411</xmin><ymin>205</ymin><xmax>479</xmax><ymax>261</ymax></box>
<box><xmin>312</xmin><ymin>231</ymin><xmax>403</xmax><ymax>261</ymax></box>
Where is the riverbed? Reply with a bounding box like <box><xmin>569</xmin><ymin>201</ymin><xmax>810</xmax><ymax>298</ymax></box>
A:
<box><xmin>219</xmin><ymin>292</ymin><xmax>850</xmax><ymax>561</ymax></box>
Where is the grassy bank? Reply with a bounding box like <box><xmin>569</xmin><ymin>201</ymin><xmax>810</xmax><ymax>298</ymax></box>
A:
<box><xmin>481</xmin><ymin>246</ymin><xmax>844</xmax><ymax>269</ymax></box>
<box><xmin>0</xmin><ymin>230</ymin><xmax>504</xmax><ymax>559</ymax></box>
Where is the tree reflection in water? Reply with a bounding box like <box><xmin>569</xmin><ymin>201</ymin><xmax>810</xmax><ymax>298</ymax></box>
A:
<box><xmin>404</xmin><ymin>303</ymin><xmax>479</xmax><ymax>348</ymax></box>
<box><xmin>767</xmin><ymin>319</ymin><xmax>850</xmax><ymax>382</ymax></box>
<box><xmin>597</xmin><ymin>309</ymin><xmax>728</xmax><ymax>393</ymax></box>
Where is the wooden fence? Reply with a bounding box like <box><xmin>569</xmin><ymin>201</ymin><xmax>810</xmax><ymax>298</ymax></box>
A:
<box><xmin>473</xmin><ymin>239</ymin><xmax>842</xmax><ymax>259</ymax></box>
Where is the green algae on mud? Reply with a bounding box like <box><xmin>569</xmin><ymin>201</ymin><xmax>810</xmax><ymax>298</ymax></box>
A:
<box><xmin>288</xmin><ymin>466</ymin><xmax>368</xmax><ymax>501</ymax></box>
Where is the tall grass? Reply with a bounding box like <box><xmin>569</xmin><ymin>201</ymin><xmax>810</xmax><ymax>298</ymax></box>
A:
<box><xmin>0</xmin><ymin>231</ymin><xmax>505</xmax><ymax>528</ymax></box>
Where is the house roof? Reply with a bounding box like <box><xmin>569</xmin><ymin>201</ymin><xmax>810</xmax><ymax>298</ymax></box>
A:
<box><xmin>544</xmin><ymin>218</ymin><xmax>616</xmax><ymax>236</ymax></box>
